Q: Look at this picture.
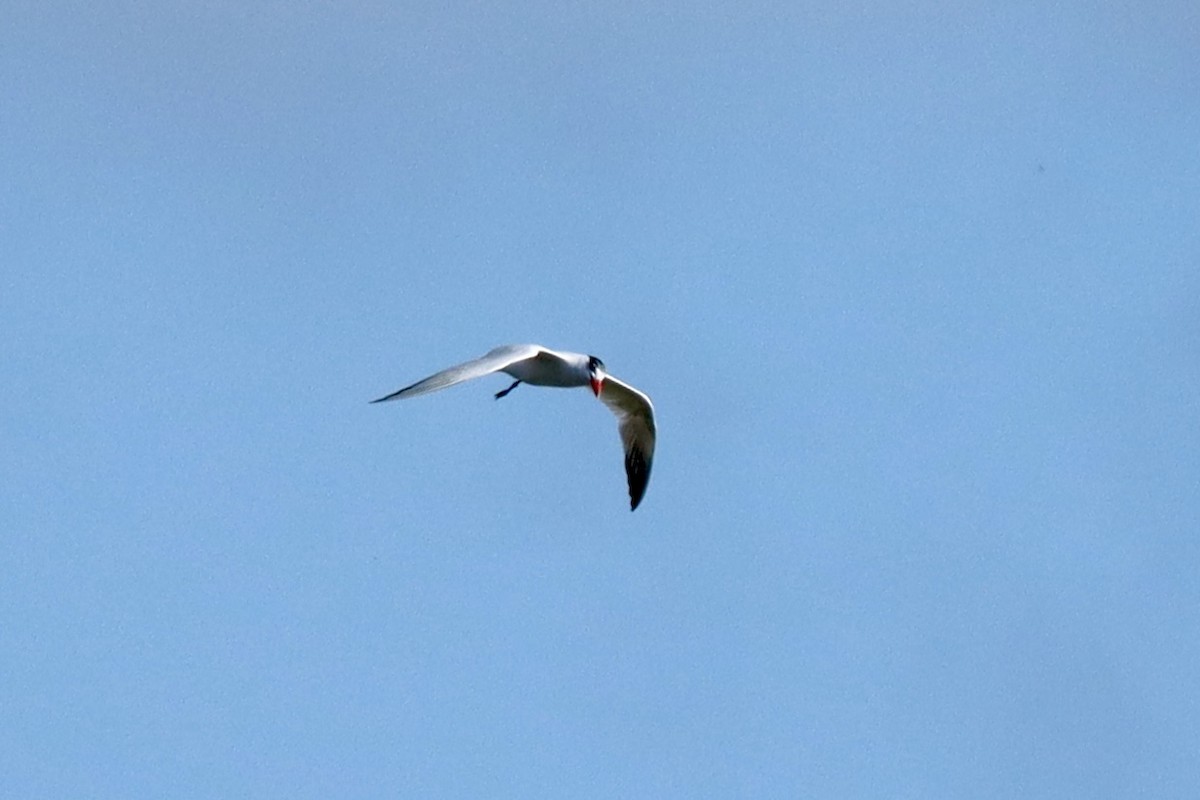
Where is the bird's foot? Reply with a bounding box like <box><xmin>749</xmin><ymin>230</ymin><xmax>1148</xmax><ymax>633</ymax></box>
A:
<box><xmin>494</xmin><ymin>380</ymin><xmax>521</xmax><ymax>400</ymax></box>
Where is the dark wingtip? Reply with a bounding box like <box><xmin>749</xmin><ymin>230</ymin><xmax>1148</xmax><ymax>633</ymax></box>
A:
<box><xmin>370</xmin><ymin>392</ymin><xmax>401</xmax><ymax>404</ymax></box>
<box><xmin>625</xmin><ymin>447</ymin><xmax>652</xmax><ymax>511</ymax></box>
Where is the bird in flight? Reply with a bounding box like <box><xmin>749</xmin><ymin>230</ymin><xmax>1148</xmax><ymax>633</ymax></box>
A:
<box><xmin>371</xmin><ymin>344</ymin><xmax>657</xmax><ymax>510</ymax></box>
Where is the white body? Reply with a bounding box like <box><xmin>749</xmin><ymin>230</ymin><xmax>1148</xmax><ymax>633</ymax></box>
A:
<box><xmin>501</xmin><ymin>348</ymin><xmax>592</xmax><ymax>387</ymax></box>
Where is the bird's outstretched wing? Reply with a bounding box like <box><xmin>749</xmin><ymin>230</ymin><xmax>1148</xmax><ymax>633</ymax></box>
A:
<box><xmin>597</xmin><ymin>375</ymin><xmax>657</xmax><ymax>510</ymax></box>
<box><xmin>370</xmin><ymin>344</ymin><xmax>541</xmax><ymax>402</ymax></box>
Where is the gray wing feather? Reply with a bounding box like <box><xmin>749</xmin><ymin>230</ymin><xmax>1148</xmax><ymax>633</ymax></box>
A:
<box><xmin>371</xmin><ymin>344</ymin><xmax>541</xmax><ymax>402</ymax></box>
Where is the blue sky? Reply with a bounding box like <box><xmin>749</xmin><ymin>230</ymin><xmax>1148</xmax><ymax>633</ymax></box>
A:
<box><xmin>3</xmin><ymin>1</ymin><xmax>1198</xmax><ymax>797</ymax></box>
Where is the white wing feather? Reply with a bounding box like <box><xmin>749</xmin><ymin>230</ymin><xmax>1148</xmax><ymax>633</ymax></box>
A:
<box><xmin>370</xmin><ymin>344</ymin><xmax>541</xmax><ymax>402</ymax></box>
<box><xmin>597</xmin><ymin>375</ymin><xmax>657</xmax><ymax>510</ymax></box>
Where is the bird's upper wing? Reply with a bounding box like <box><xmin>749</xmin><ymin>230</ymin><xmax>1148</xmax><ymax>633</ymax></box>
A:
<box><xmin>597</xmin><ymin>375</ymin><xmax>657</xmax><ymax>510</ymax></box>
<box><xmin>371</xmin><ymin>344</ymin><xmax>542</xmax><ymax>402</ymax></box>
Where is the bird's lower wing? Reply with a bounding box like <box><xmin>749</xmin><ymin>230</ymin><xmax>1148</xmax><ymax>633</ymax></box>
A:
<box><xmin>371</xmin><ymin>344</ymin><xmax>542</xmax><ymax>402</ymax></box>
<box><xmin>598</xmin><ymin>375</ymin><xmax>657</xmax><ymax>510</ymax></box>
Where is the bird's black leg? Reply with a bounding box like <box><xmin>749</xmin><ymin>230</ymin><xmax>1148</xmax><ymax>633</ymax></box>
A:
<box><xmin>494</xmin><ymin>380</ymin><xmax>521</xmax><ymax>400</ymax></box>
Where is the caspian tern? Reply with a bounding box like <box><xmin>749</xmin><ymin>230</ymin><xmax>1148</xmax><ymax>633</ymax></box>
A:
<box><xmin>371</xmin><ymin>344</ymin><xmax>657</xmax><ymax>510</ymax></box>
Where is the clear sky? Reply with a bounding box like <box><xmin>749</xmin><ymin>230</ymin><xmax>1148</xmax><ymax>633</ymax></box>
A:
<box><xmin>3</xmin><ymin>2</ymin><xmax>1198</xmax><ymax>797</ymax></box>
